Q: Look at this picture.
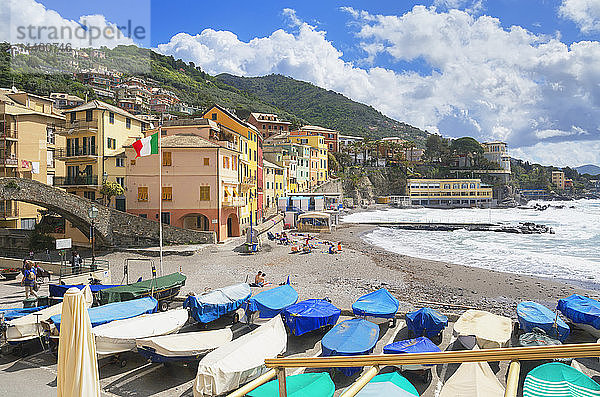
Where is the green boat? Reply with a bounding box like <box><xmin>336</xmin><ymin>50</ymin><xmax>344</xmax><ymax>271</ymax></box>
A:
<box><xmin>248</xmin><ymin>372</ymin><xmax>335</xmax><ymax>397</ymax></box>
<box><xmin>349</xmin><ymin>372</ymin><xmax>419</xmax><ymax>396</ymax></box>
<box><xmin>524</xmin><ymin>362</ymin><xmax>600</xmax><ymax>397</ymax></box>
<box><xmin>98</xmin><ymin>272</ymin><xmax>186</xmax><ymax>310</ymax></box>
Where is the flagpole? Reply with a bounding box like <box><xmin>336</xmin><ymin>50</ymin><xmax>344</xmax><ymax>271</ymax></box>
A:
<box><xmin>158</xmin><ymin>121</ymin><xmax>163</xmax><ymax>277</ymax></box>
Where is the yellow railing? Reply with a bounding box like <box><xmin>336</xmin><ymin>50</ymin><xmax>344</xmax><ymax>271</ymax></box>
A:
<box><xmin>227</xmin><ymin>343</ymin><xmax>600</xmax><ymax>397</ymax></box>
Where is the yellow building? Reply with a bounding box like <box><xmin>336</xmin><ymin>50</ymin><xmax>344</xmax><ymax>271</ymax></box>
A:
<box><xmin>0</xmin><ymin>89</ymin><xmax>65</xmax><ymax>229</ymax></box>
<box><xmin>202</xmin><ymin>105</ymin><xmax>258</xmax><ymax>229</ymax></box>
<box><xmin>552</xmin><ymin>170</ymin><xmax>565</xmax><ymax>190</ymax></box>
<box><xmin>407</xmin><ymin>178</ymin><xmax>493</xmax><ymax>208</ymax></box>
<box><xmin>289</xmin><ymin>134</ymin><xmax>328</xmax><ymax>187</ymax></box>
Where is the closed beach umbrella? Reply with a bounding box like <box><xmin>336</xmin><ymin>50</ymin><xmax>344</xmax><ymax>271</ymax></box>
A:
<box><xmin>523</xmin><ymin>362</ymin><xmax>600</xmax><ymax>396</ymax></box>
<box><xmin>57</xmin><ymin>287</ymin><xmax>101</xmax><ymax>397</ymax></box>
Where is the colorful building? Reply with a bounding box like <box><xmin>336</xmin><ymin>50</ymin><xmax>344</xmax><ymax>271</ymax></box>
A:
<box><xmin>289</xmin><ymin>133</ymin><xmax>328</xmax><ymax>185</ymax></box>
<box><xmin>294</xmin><ymin>125</ymin><xmax>339</xmax><ymax>152</ymax></box>
<box><xmin>0</xmin><ymin>89</ymin><xmax>66</xmax><ymax>229</ymax></box>
<box><xmin>482</xmin><ymin>141</ymin><xmax>511</xmax><ymax>172</ymax></box>
<box><xmin>552</xmin><ymin>170</ymin><xmax>565</xmax><ymax>190</ymax></box>
<box><xmin>407</xmin><ymin>178</ymin><xmax>493</xmax><ymax>208</ymax></box>
<box><xmin>247</xmin><ymin>112</ymin><xmax>292</xmax><ymax>140</ymax></box>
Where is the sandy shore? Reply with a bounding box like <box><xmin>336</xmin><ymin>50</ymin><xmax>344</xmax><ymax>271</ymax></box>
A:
<box><xmin>100</xmin><ymin>222</ymin><xmax>599</xmax><ymax>318</ymax></box>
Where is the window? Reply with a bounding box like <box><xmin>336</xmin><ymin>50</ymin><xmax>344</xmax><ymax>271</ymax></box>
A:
<box><xmin>161</xmin><ymin>212</ymin><xmax>171</xmax><ymax>225</ymax></box>
<box><xmin>85</xmin><ymin>109</ymin><xmax>93</xmax><ymax>122</ymax></box>
<box><xmin>470</xmin><ymin>183</ymin><xmax>476</xmax><ymax>189</ymax></box>
<box><xmin>462</xmin><ymin>183</ymin><xmax>468</xmax><ymax>189</ymax></box>
<box><xmin>211</xmin><ymin>113</ymin><xmax>217</xmax><ymax>121</ymax></box>
<box><xmin>139</xmin><ymin>213</ymin><xmax>147</xmax><ymax>218</ymax></box>
<box><xmin>107</xmin><ymin>137</ymin><xmax>116</xmax><ymax>150</ymax></box>
<box><xmin>223</xmin><ymin>156</ymin><xmax>229</xmax><ymax>169</ymax></box>
<box><xmin>162</xmin><ymin>186</ymin><xmax>172</xmax><ymax>201</ymax></box>
<box><xmin>116</xmin><ymin>177</ymin><xmax>125</xmax><ymax>188</ymax></box>
<box><xmin>116</xmin><ymin>157</ymin><xmax>124</xmax><ymax>167</ymax></box>
<box><xmin>70</xmin><ymin>112</ymin><xmax>76</xmax><ymax>123</ymax></box>
<box><xmin>83</xmin><ymin>191</ymin><xmax>95</xmax><ymax>201</ymax></box>
<box><xmin>444</xmin><ymin>184</ymin><xmax>450</xmax><ymax>189</ymax></box>
<box><xmin>137</xmin><ymin>187</ymin><xmax>148</xmax><ymax>201</ymax></box>
<box><xmin>199</xmin><ymin>186</ymin><xmax>210</xmax><ymax>201</ymax></box>
<box><xmin>126</xmin><ymin>118</ymin><xmax>131</xmax><ymax>129</ymax></box>
<box><xmin>109</xmin><ymin>112</ymin><xmax>114</xmax><ymax>124</ymax></box>
<box><xmin>46</xmin><ymin>127</ymin><xmax>55</xmax><ymax>144</ymax></box>
<box><xmin>203</xmin><ymin>158</ymin><xmax>210</xmax><ymax>166</ymax></box>
<box><xmin>21</xmin><ymin>218</ymin><xmax>36</xmax><ymax>230</ymax></box>
<box><xmin>262</xmin><ymin>125</ymin><xmax>266</xmax><ymax>129</ymax></box>
<box><xmin>162</xmin><ymin>151</ymin><xmax>172</xmax><ymax>166</ymax></box>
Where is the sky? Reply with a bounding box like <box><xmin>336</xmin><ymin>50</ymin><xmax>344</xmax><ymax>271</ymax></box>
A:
<box><xmin>2</xmin><ymin>0</ymin><xmax>600</xmax><ymax>167</ymax></box>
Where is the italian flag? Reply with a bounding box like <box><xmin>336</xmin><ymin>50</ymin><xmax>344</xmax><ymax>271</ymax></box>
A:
<box><xmin>132</xmin><ymin>132</ymin><xmax>159</xmax><ymax>158</ymax></box>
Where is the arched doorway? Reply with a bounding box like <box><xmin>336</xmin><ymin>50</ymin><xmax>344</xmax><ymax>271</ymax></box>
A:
<box><xmin>196</xmin><ymin>214</ymin><xmax>210</xmax><ymax>231</ymax></box>
<box><xmin>182</xmin><ymin>213</ymin><xmax>210</xmax><ymax>231</ymax></box>
<box><xmin>226</xmin><ymin>214</ymin><xmax>239</xmax><ymax>237</ymax></box>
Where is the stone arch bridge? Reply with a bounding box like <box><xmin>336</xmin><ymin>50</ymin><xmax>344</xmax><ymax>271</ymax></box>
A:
<box><xmin>0</xmin><ymin>177</ymin><xmax>215</xmax><ymax>247</ymax></box>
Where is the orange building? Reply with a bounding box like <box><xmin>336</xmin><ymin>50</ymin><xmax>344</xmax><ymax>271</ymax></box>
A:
<box><xmin>292</xmin><ymin>125</ymin><xmax>339</xmax><ymax>152</ymax></box>
<box><xmin>247</xmin><ymin>112</ymin><xmax>292</xmax><ymax>139</ymax></box>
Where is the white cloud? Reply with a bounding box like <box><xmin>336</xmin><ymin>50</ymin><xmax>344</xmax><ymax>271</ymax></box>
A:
<box><xmin>559</xmin><ymin>0</ymin><xmax>600</xmax><ymax>33</ymax></box>
<box><xmin>512</xmin><ymin>139</ymin><xmax>600</xmax><ymax>167</ymax></box>
<box><xmin>0</xmin><ymin>0</ymin><xmax>139</xmax><ymax>48</ymax></box>
<box><xmin>433</xmin><ymin>0</ymin><xmax>485</xmax><ymax>14</ymax></box>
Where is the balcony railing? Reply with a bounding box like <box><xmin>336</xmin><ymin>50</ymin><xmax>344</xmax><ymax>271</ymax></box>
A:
<box><xmin>55</xmin><ymin>146</ymin><xmax>97</xmax><ymax>159</ymax></box>
<box><xmin>54</xmin><ymin>175</ymin><xmax>99</xmax><ymax>186</ymax></box>
<box><xmin>0</xmin><ymin>202</ymin><xmax>18</xmax><ymax>218</ymax></box>
<box><xmin>60</xmin><ymin>120</ymin><xmax>99</xmax><ymax>134</ymax></box>
<box><xmin>0</xmin><ymin>127</ymin><xmax>18</xmax><ymax>139</ymax></box>
<box><xmin>223</xmin><ymin>197</ymin><xmax>245</xmax><ymax>207</ymax></box>
<box><xmin>1</xmin><ymin>157</ymin><xmax>18</xmax><ymax>166</ymax></box>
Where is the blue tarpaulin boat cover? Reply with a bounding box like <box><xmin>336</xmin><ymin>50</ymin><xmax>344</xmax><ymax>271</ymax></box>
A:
<box><xmin>184</xmin><ymin>283</ymin><xmax>251</xmax><ymax>323</ymax></box>
<box><xmin>352</xmin><ymin>289</ymin><xmax>399</xmax><ymax>319</ymax></box>
<box><xmin>558</xmin><ymin>294</ymin><xmax>600</xmax><ymax>331</ymax></box>
<box><xmin>517</xmin><ymin>301</ymin><xmax>570</xmax><ymax>342</ymax></box>
<box><xmin>322</xmin><ymin>318</ymin><xmax>379</xmax><ymax>376</ymax></box>
<box><xmin>247</xmin><ymin>284</ymin><xmax>298</xmax><ymax>319</ymax></box>
<box><xmin>0</xmin><ymin>306</ymin><xmax>46</xmax><ymax>321</ymax></box>
<box><xmin>384</xmin><ymin>336</ymin><xmax>441</xmax><ymax>367</ymax></box>
<box><xmin>406</xmin><ymin>307</ymin><xmax>448</xmax><ymax>338</ymax></box>
<box><xmin>49</xmin><ymin>284</ymin><xmax>120</xmax><ymax>298</ymax></box>
<box><xmin>50</xmin><ymin>296</ymin><xmax>157</xmax><ymax>331</ymax></box>
<box><xmin>282</xmin><ymin>299</ymin><xmax>341</xmax><ymax>336</ymax></box>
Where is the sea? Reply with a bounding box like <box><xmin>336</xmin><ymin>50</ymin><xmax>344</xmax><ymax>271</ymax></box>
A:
<box><xmin>342</xmin><ymin>199</ymin><xmax>600</xmax><ymax>286</ymax></box>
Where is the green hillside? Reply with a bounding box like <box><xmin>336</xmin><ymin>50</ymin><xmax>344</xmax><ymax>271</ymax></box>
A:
<box><xmin>1</xmin><ymin>44</ymin><xmax>427</xmax><ymax>143</ymax></box>
<box><xmin>217</xmin><ymin>73</ymin><xmax>427</xmax><ymax>143</ymax></box>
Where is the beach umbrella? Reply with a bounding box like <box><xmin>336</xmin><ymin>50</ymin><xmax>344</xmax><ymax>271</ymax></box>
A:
<box><xmin>57</xmin><ymin>287</ymin><xmax>101</xmax><ymax>397</ymax></box>
<box><xmin>248</xmin><ymin>372</ymin><xmax>335</xmax><ymax>397</ymax></box>
<box><xmin>523</xmin><ymin>362</ymin><xmax>600</xmax><ymax>396</ymax></box>
<box><xmin>343</xmin><ymin>372</ymin><xmax>419</xmax><ymax>397</ymax></box>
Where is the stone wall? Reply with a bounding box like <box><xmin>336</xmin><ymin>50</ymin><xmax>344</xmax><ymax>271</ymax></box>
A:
<box><xmin>0</xmin><ymin>177</ymin><xmax>215</xmax><ymax>247</ymax></box>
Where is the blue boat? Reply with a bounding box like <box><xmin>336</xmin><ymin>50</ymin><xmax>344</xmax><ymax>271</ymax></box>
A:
<box><xmin>406</xmin><ymin>307</ymin><xmax>448</xmax><ymax>338</ymax></box>
<box><xmin>558</xmin><ymin>294</ymin><xmax>600</xmax><ymax>337</ymax></box>
<box><xmin>184</xmin><ymin>283</ymin><xmax>251</xmax><ymax>324</ymax></box>
<box><xmin>517</xmin><ymin>301</ymin><xmax>570</xmax><ymax>342</ymax></box>
<box><xmin>384</xmin><ymin>336</ymin><xmax>442</xmax><ymax>377</ymax></box>
<box><xmin>322</xmin><ymin>318</ymin><xmax>380</xmax><ymax>376</ymax></box>
<box><xmin>246</xmin><ymin>283</ymin><xmax>298</xmax><ymax>320</ymax></box>
<box><xmin>50</xmin><ymin>296</ymin><xmax>157</xmax><ymax>331</ymax></box>
<box><xmin>282</xmin><ymin>299</ymin><xmax>341</xmax><ymax>336</ymax></box>
<box><xmin>352</xmin><ymin>288</ymin><xmax>399</xmax><ymax>325</ymax></box>
<box><xmin>0</xmin><ymin>306</ymin><xmax>46</xmax><ymax>322</ymax></box>
<box><xmin>49</xmin><ymin>284</ymin><xmax>120</xmax><ymax>298</ymax></box>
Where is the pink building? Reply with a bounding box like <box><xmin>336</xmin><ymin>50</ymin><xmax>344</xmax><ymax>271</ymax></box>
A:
<box><xmin>125</xmin><ymin>120</ymin><xmax>243</xmax><ymax>241</ymax></box>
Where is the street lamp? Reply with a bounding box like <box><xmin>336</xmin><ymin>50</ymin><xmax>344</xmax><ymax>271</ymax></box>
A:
<box><xmin>88</xmin><ymin>205</ymin><xmax>99</xmax><ymax>268</ymax></box>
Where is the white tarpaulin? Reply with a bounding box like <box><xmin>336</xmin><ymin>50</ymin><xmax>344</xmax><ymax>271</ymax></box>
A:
<box><xmin>6</xmin><ymin>285</ymin><xmax>92</xmax><ymax>342</ymax></box>
<box><xmin>136</xmin><ymin>328</ymin><xmax>233</xmax><ymax>358</ymax></box>
<box><xmin>57</xmin><ymin>287</ymin><xmax>100</xmax><ymax>397</ymax></box>
<box><xmin>93</xmin><ymin>309</ymin><xmax>189</xmax><ymax>356</ymax></box>
<box><xmin>439</xmin><ymin>361</ymin><xmax>505</xmax><ymax>397</ymax></box>
<box><xmin>193</xmin><ymin>316</ymin><xmax>287</xmax><ymax>396</ymax></box>
<box><xmin>453</xmin><ymin>309</ymin><xmax>513</xmax><ymax>349</ymax></box>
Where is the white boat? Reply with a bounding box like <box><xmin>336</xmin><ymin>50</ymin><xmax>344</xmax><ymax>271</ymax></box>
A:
<box><xmin>193</xmin><ymin>316</ymin><xmax>287</xmax><ymax>397</ymax></box>
<box><xmin>6</xmin><ymin>286</ymin><xmax>92</xmax><ymax>342</ymax></box>
<box><xmin>93</xmin><ymin>309</ymin><xmax>189</xmax><ymax>357</ymax></box>
<box><xmin>453</xmin><ymin>309</ymin><xmax>513</xmax><ymax>349</ymax></box>
<box><xmin>136</xmin><ymin>328</ymin><xmax>233</xmax><ymax>362</ymax></box>
<box><xmin>439</xmin><ymin>360</ymin><xmax>505</xmax><ymax>397</ymax></box>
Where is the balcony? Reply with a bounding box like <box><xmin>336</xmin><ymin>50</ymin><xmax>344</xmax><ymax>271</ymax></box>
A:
<box><xmin>239</xmin><ymin>175</ymin><xmax>257</xmax><ymax>189</ymax></box>
<box><xmin>54</xmin><ymin>175</ymin><xmax>99</xmax><ymax>187</ymax></box>
<box><xmin>1</xmin><ymin>157</ymin><xmax>18</xmax><ymax>167</ymax></box>
<box><xmin>0</xmin><ymin>202</ymin><xmax>18</xmax><ymax>219</ymax></box>
<box><xmin>218</xmin><ymin>140</ymin><xmax>238</xmax><ymax>151</ymax></box>
<box><xmin>0</xmin><ymin>126</ymin><xmax>18</xmax><ymax>140</ymax></box>
<box><xmin>60</xmin><ymin>120</ymin><xmax>99</xmax><ymax>134</ymax></box>
<box><xmin>55</xmin><ymin>146</ymin><xmax>97</xmax><ymax>160</ymax></box>
<box><xmin>222</xmin><ymin>197</ymin><xmax>245</xmax><ymax>207</ymax></box>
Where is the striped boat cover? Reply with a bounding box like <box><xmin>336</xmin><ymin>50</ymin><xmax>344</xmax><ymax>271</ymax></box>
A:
<box><xmin>524</xmin><ymin>363</ymin><xmax>600</xmax><ymax>397</ymax></box>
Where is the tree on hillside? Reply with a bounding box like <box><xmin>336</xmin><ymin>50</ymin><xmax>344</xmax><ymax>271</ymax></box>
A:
<box><xmin>424</xmin><ymin>134</ymin><xmax>450</xmax><ymax>163</ymax></box>
<box><xmin>450</xmin><ymin>137</ymin><xmax>484</xmax><ymax>156</ymax></box>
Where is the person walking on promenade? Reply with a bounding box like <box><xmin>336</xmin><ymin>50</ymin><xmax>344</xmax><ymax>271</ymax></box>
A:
<box><xmin>21</xmin><ymin>261</ymin><xmax>38</xmax><ymax>299</ymax></box>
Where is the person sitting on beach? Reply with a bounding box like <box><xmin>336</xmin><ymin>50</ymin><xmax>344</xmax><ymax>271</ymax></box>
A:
<box><xmin>337</xmin><ymin>242</ymin><xmax>342</xmax><ymax>252</ymax></box>
<box><xmin>254</xmin><ymin>271</ymin><xmax>263</xmax><ymax>284</ymax></box>
<box><xmin>257</xmin><ymin>272</ymin><xmax>267</xmax><ymax>286</ymax></box>
<box><xmin>328</xmin><ymin>243</ymin><xmax>337</xmax><ymax>254</ymax></box>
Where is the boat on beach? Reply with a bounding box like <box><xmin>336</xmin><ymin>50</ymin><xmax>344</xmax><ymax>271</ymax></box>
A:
<box><xmin>523</xmin><ymin>362</ymin><xmax>600</xmax><ymax>396</ymax></box>
<box><xmin>439</xmin><ymin>359</ymin><xmax>505</xmax><ymax>397</ymax></box>
<box><xmin>345</xmin><ymin>372</ymin><xmax>419</xmax><ymax>396</ymax></box>
<box><xmin>557</xmin><ymin>294</ymin><xmax>600</xmax><ymax>338</ymax></box>
<box><xmin>193</xmin><ymin>316</ymin><xmax>287</xmax><ymax>397</ymax></box>
<box><xmin>246</xmin><ymin>283</ymin><xmax>298</xmax><ymax>322</ymax></box>
<box><xmin>184</xmin><ymin>283</ymin><xmax>251</xmax><ymax>324</ymax></box>
<box><xmin>453</xmin><ymin>309</ymin><xmax>513</xmax><ymax>349</ymax></box>
<box><xmin>405</xmin><ymin>307</ymin><xmax>448</xmax><ymax>338</ymax></box>
<box><xmin>247</xmin><ymin>372</ymin><xmax>335</xmax><ymax>397</ymax></box>
<box><xmin>93</xmin><ymin>308</ymin><xmax>189</xmax><ymax>357</ymax></box>
<box><xmin>282</xmin><ymin>299</ymin><xmax>341</xmax><ymax>336</ymax></box>
<box><xmin>517</xmin><ymin>301</ymin><xmax>570</xmax><ymax>342</ymax></box>
<box><xmin>136</xmin><ymin>328</ymin><xmax>234</xmax><ymax>363</ymax></box>
<box><xmin>0</xmin><ymin>306</ymin><xmax>46</xmax><ymax>322</ymax></box>
<box><xmin>383</xmin><ymin>336</ymin><xmax>441</xmax><ymax>381</ymax></box>
<box><xmin>352</xmin><ymin>288</ymin><xmax>399</xmax><ymax>326</ymax></box>
<box><xmin>49</xmin><ymin>296</ymin><xmax>158</xmax><ymax>333</ymax></box>
<box><xmin>321</xmin><ymin>318</ymin><xmax>380</xmax><ymax>376</ymax></box>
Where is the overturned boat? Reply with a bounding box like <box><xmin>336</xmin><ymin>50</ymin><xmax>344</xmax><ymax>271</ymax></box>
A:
<box><xmin>352</xmin><ymin>288</ymin><xmax>399</xmax><ymax>326</ymax></box>
<box><xmin>282</xmin><ymin>299</ymin><xmax>341</xmax><ymax>336</ymax></box>
<box><xmin>517</xmin><ymin>301</ymin><xmax>570</xmax><ymax>342</ymax></box>
<box><xmin>558</xmin><ymin>294</ymin><xmax>600</xmax><ymax>338</ymax></box>
<box><xmin>246</xmin><ymin>283</ymin><xmax>298</xmax><ymax>322</ymax></box>
<box><xmin>184</xmin><ymin>283</ymin><xmax>251</xmax><ymax>324</ymax></box>
<box><xmin>453</xmin><ymin>309</ymin><xmax>513</xmax><ymax>349</ymax></box>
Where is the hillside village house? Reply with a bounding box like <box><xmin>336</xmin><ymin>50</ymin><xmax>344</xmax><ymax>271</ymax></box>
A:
<box><xmin>289</xmin><ymin>133</ymin><xmax>328</xmax><ymax>185</ymax></box>
<box><xmin>294</xmin><ymin>125</ymin><xmax>339</xmax><ymax>152</ymax></box>
<box><xmin>552</xmin><ymin>170</ymin><xmax>566</xmax><ymax>190</ymax></box>
<box><xmin>247</xmin><ymin>112</ymin><xmax>292</xmax><ymax>140</ymax></box>
<box><xmin>0</xmin><ymin>89</ymin><xmax>65</xmax><ymax>230</ymax></box>
<box><xmin>408</xmin><ymin>178</ymin><xmax>493</xmax><ymax>208</ymax></box>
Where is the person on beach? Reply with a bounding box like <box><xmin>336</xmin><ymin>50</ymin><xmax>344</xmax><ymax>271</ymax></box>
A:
<box><xmin>337</xmin><ymin>242</ymin><xmax>342</xmax><ymax>252</ymax></box>
<box><xmin>21</xmin><ymin>261</ymin><xmax>38</xmax><ymax>299</ymax></box>
<box><xmin>328</xmin><ymin>243</ymin><xmax>337</xmax><ymax>254</ymax></box>
<box><xmin>254</xmin><ymin>271</ymin><xmax>263</xmax><ymax>284</ymax></box>
<box><xmin>257</xmin><ymin>272</ymin><xmax>266</xmax><ymax>286</ymax></box>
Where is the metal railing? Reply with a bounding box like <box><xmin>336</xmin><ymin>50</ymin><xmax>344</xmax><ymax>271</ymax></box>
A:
<box><xmin>55</xmin><ymin>146</ymin><xmax>97</xmax><ymax>158</ymax></box>
<box><xmin>227</xmin><ymin>343</ymin><xmax>600</xmax><ymax>397</ymax></box>
<box><xmin>0</xmin><ymin>201</ymin><xmax>18</xmax><ymax>218</ymax></box>
<box><xmin>1</xmin><ymin>157</ymin><xmax>18</xmax><ymax>166</ymax></box>
<box><xmin>61</xmin><ymin>120</ymin><xmax>99</xmax><ymax>133</ymax></box>
<box><xmin>54</xmin><ymin>175</ymin><xmax>99</xmax><ymax>186</ymax></box>
<box><xmin>0</xmin><ymin>126</ymin><xmax>18</xmax><ymax>139</ymax></box>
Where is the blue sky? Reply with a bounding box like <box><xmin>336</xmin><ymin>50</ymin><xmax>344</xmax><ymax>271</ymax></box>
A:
<box><xmin>5</xmin><ymin>0</ymin><xmax>600</xmax><ymax>166</ymax></box>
